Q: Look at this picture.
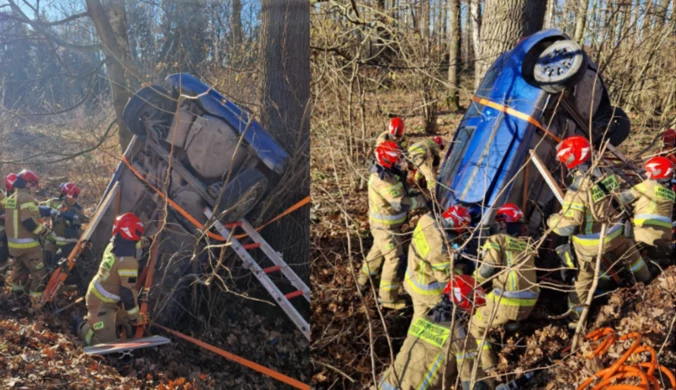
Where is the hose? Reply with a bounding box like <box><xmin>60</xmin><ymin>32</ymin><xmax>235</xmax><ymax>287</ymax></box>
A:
<box><xmin>577</xmin><ymin>327</ymin><xmax>676</xmax><ymax>390</ymax></box>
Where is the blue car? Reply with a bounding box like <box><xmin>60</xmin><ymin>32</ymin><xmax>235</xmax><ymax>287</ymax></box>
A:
<box><xmin>437</xmin><ymin>29</ymin><xmax>629</xmax><ymax>236</ymax></box>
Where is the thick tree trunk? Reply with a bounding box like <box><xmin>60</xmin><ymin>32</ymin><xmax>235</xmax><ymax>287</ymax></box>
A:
<box><xmin>259</xmin><ymin>0</ymin><xmax>311</xmax><ymax>282</ymax></box>
<box><xmin>475</xmin><ymin>0</ymin><xmax>545</xmax><ymax>89</ymax></box>
<box><xmin>447</xmin><ymin>0</ymin><xmax>460</xmax><ymax>111</ymax></box>
<box><xmin>231</xmin><ymin>0</ymin><xmax>243</xmax><ymax>49</ymax></box>
<box><xmin>86</xmin><ymin>0</ymin><xmax>136</xmax><ymax>149</ymax></box>
<box><xmin>544</xmin><ymin>0</ymin><xmax>556</xmax><ymax>28</ymax></box>
<box><xmin>470</xmin><ymin>0</ymin><xmax>481</xmax><ymax>86</ymax></box>
<box><xmin>574</xmin><ymin>0</ymin><xmax>589</xmax><ymax>42</ymax></box>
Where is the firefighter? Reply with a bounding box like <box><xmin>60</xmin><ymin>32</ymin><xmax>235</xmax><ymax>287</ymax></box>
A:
<box><xmin>77</xmin><ymin>212</ymin><xmax>148</xmax><ymax>346</ymax></box>
<box><xmin>546</xmin><ymin>136</ymin><xmax>650</xmax><ymax>327</ymax></box>
<box><xmin>619</xmin><ymin>156</ymin><xmax>674</xmax><ymax>264</ymax></box>
<box><xmin>469</xmin><ymin>203</ymin><xmax>539</xmax><ymax>371</ymax></box>
<box><xmin>376</xmin><ymin>117</ymin><xmax>406</xmax><ymax>149</ymax></box>
<box><xmin>377</xmin><ymin>275</ymin><xmax>495</xmax><ymax>390</ymax></box>
<box><xmin>404</xmin><ymin>204</ymin><xmax>471</xmax><ymax>321</ymax></box>
<box><xmin>407</xmin><ymin>136</ymin><xmax>445</xmax><ymax>193</ymax></box>
<box><xmin>3</xmin><ymin>170</ymin><xmax>55</xmax><ymax>304</ymax></box>
<box><xmin>358</xmin><ymin>141</ymin><xmax>427</xmax><ymax>310</ymax></box>
<box><xmin>41</xmin><ymin>183</ymin><xmax>86</xmax><ymax>271</ymax></box>
<box><xmin>0</xmin><ymin>173</ymin><xmax>17</xmax><ymax>271</ymax></box>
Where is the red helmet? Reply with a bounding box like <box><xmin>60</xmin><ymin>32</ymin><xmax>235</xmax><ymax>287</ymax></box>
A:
<box><xmin>664</xmin><ymin>128</ymin><xmax>676</xmax><ymax>147</ymax></box>
<box><xmin>444</xmin><ymin>274</ymin><xmax>486</xmax><ymax>312</ymax></box>
<box><xmin>556</xmin><ymin>136</ymin><xmax>592</xmax><ymax>169</ymax></box>
<box><xmin>375</xmin><ymin>141</ymin><xmax>402</xmax><ymax>169</ymax></box>
<box><xmin>60</xmin><ymin>182</ymin><xmax>80</xmax><ymax>199</ymax></box>
<box><xmin>433</xmin><ymin>136</ymin><xmax>444</xmax><ymax>150</ymax></box>
<box><xmin>644</xmin><ymin>156</ymin><xmax>674</xmax><ymax>179</ymax></box>
<box><xmin>388</xmin><ymin>117</ymin><xmax>405</xmax><ymax>138</ymax></box>
<box><xmin>495</xmin><ymin>203</ymin><xmax>524</xmax><ymax>223</ymax></box>
<box><xmin>112</xmin><ymin>212</ymin><xmax>145</xmax><ymax>241</ymax></box>
<box><xmin>17</xmin><ymin>169</ymin><xmax>40</xmax><ymax>188</ymax></box>
<box><xmin>442</xmin><ymin>205</ymin><xmax>471</xmax><ymax>232</ymax></box>
<box><xmin>5</xmin><ymin>173</ymin><xmax>17</xmax><ymax>192</ymax></box>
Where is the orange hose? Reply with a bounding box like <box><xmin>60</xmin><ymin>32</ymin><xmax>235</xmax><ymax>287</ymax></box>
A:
<box><xmin>577</xmin><ymin>328</ymin><xmax>676</xmax><ymax>390</ymax></box>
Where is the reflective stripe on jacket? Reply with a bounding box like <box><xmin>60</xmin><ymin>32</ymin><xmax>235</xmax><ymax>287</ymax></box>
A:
<box><xmin>368</xmin><ymin>171</ymin><xmax>425</xmax><ymax>229</ymax></box>
<box><xmin>3</xmin><ymin>189</ymin><xmax>45</xmax><ymax>254</ymax></box>
<box><xmin>474</xmin><ymin>234</ymin><xmax>539</xmax><ymax>308</ymax></box>
<box><xmin>405</xmin><ymin>213</ymin><xmax>452</xmax><ymax>296</ymax></box>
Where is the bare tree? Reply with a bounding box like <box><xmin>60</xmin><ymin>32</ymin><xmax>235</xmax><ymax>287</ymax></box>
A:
<box><xmin>475</xmin><ymin>0</ymin><xmax>545</xmax><ymax>88</ymax></box>
<box><xmin>85</xmin><ymin>0</ymin><xmax>136</xmax><ymax>149</ymax></box>
<box><xmin>470</xmin><ymin>0</ymin><xmax>481</xmax><ymax>82</ymax></box>
<box><xmin>447</xmin><ymin>0</ymin><xmax>460</xmax><ymax>111</ymax></box>
<box><xmin>259</xmin><ymin>0</ymin><xmax>311</xmax><ymax>281</ymax></box>
<box><xmin>573</xmin><ymin>0</ymin><xmax>589</xmax><ymax>42</ymax></box>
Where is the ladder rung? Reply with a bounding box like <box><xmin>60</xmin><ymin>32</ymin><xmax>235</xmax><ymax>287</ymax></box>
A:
<box><xmin>284</xmin><ymin>290</ymin><xmax>303</xmax><ymax>299</ymax></box>
<box><xmin>262</xmin><ymin>265</ymin><xmax>281</xmax><ymax>274</ymax></box>
<box><xmin>225</xmin><ymin>222</ymin><xmax>241</xmax><ymax>228</ymax></box>
<box><xmin>242</xmin><ymin>243</ymin><xmax>261</xmax><ymax>250</ymax></box>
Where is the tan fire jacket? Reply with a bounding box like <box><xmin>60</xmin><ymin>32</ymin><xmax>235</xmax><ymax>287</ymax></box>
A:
<box><xmin>619</xmin><ymin>179</ymin><xmax>674</xmax><ymax>245</ymax></box>
<box><xmin>407</xmin><ymin>140</ymin><xmax>441</xmax><ymax>192</ymax></box>
<box><xmin>4</xmin><ymin>189</ymin><xmax>49</xmax><ymax>256</ymax></box>
<box><xmin>0</xmin><ymin>191</ymin><xmax>6</xmax><ymax>232</ymax></box>
<box><xmin>378</xmin><ymin>314</ymin><xmax>490</xmax><ymax>390</ymax></box>
<box><xmin>368</xmin><ymin>170</ymin><xmax>426</xmax><ymax>230</ymax></box>
<box><xmin>376</xmin><ymin>130</ymin><xmax>407</xmax><ymax>150</ymax></box>
<box><xmin>547</xmin><ymin>171</ymin><xmax>624</xmax><ymax>258</ymax></box>
<box><xmin>42</xmin><ymin>198</ymin><xmax>86</xmax><ymax>247</ymax></box>
<box><xmin>474</xmin><ymin>234</ymin><xmax>539</xmax><ymax>317</ymax></box>
<box><xmin>405</xmin><ymin>212</ymin><xmax>455</xmax><ymax>297</ymax></box>
<box><xmin>88</xmin><ymin>242</ymin><xmax>140</xmax><ymax>317</ymax></box>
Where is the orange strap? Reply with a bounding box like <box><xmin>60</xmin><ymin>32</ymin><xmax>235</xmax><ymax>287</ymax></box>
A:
<box><xmin>153</xmin><ymin>323</ymin><xmax>310</xmax><ymax>390</ymax></box>
<box><xmin>122</xmin><ymin>156</ymin><xmax>227</xmax><ymax>241</ymax></box>
<box><xmin>471</xmin><ymin>96</ymin><xmax>563</xmax><ymax>143</ymax></box>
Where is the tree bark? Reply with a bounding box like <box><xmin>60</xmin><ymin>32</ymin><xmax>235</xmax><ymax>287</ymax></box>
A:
<box><xmin>231</xmin><ymin>0</ymin><xmax>243</xmax><ymax>49</ymax></box>
<box><xmin>475</xmin><ymin>0</ymin><xmax>545</xmax><ymax>89</ymax></box>
<box><xmin>544</xmin><ymin>0</ymin><xmax>556</xmax><ymax>28</ymax></box>
<box><xmin>86</xmin><ymin>0</ymin><xmax>136</xmax><ymax>149</ymax></box>
<box><xmin>573</xmin><ymin>0</ymin><xmax>589</xmax><ymax>42</ymax></box>
<box><xmin>470</xmin><ymin>0</ymin><xmax>481</xmax><ymax>86</ymax></box>
<box><xmin>447</xmin><ymin>0</ymin><xmax>460</xmax><ymax>111</ymax></box>
<box><xmin>259</xmin><ymin>0</ymin><xmax>311</xmax><ymax>282</ymax></box>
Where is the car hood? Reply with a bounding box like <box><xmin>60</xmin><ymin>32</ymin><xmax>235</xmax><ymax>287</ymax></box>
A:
<box><xmin>165</xmin><ymin>73</ymin><xmax>290</xmax><ymax>176</ymax></box>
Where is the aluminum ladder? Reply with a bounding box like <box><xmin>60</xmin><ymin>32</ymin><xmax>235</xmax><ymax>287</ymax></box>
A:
<box><xmin>204</xmin><ymin>208</ymin><xmax>310</xmax><ymax>340</ymax></box>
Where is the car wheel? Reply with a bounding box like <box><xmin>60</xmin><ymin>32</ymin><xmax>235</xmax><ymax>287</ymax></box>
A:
<box><xmin>532</xmin><ymin>40</ymin><xmax>588</xmax><ymax>94</ymax></box>
<box><xmin>211</xmin><ymin>168</ymin><xmax>269</xmax><ymax>223</ymax></box>
<box><xmin>122</xmin><ymin>85</ymin><xmax>176</xmax><ymax>138</ymax></box>
<box><xmin>591</xmin><ymin>106</ymin><xmax>630</xmax><ymax>147</ymax></box>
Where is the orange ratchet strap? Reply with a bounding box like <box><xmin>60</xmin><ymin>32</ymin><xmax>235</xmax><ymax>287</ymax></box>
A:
<box><xmin>122</xmin><ymin>156</ymin><xmax>226</xmax><ymax>241</ymax></box>
<box><xmin>153</xmin><ymin>323</ymin><xmax>310</xmax><ymax>390</ymax></box>
<box><xmin>471</xmin><ymin>96</ymin><xmax>563</xmax><ymax>143</ymax></box>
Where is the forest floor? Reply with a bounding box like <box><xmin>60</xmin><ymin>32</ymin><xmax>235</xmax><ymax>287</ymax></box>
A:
<box><xmin>0</xmin><ymin>118</ymin><xmax>310</xmax><ymax>390</ymax></box>
<box><xmin>309</xmin><ymin>96</ymin><xmax>676</xmax><ymax>389</ymax></box>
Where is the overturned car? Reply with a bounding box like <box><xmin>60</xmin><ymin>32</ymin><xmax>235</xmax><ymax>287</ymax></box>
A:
<box><xmin>437</xmin><ymin>29</ymin><xmax>630</xmax><ymax>237</ymax></box>
<box><xmin>49</xmin><ymin>74</ymin><xmax>310</xmax><ymax>335</ymax></box>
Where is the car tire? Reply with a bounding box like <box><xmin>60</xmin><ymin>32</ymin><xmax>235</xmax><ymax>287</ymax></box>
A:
<box><xmin>591</xmin><ymin>106</ymin><xmax>631</xmax><ymax>147</ymax></box>
<box><xmin>212</xmin><ymin>168</ymin><xmax>269</xmax><ymax>223</ymax></box>
<box><xmin>532</xmin><ymin>39</ymin><xmax>588</xmax><ymax>94</ymax></box>
<box><xmin>122</xmin><ymin>85</ymin><xmax>176</xmax><ymax>138</ymax></box>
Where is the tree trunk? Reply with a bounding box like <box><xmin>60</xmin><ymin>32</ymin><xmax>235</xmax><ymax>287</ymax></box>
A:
<box><xmin>259</xmin><ymin>0</ymin><xmax>311</xmax><ymax>282</ymax></box>
<box><xmin>544</xmin><ymin>0</ymin><xmax>556</xmax><ymax>28</ymax></box>
<box><xmin>470</xmin><ymin>0</ymin><xmax>482</xmax><ymax>87</ymax></box>
<box><xmin>573</xmin><ymin>0</ymin><xmax>589</xmax><ymax>42</ymax></box>
<box><xmin>231</xmin><ymin>0</ymin><xmax>243</xmax><ymax>49</ymax></box>
<box><xmin>475</xmin><ymin>0</ymin><xmax>545</xmax><ymax>89</ymax></box>
<box><xmin>86</xmin><ymin>0</ymin><xmax>137</xmax><ymax>150</ymax></box>
<box><xmin>447</xmin><ymin>0</ymin><xmax>460</xmax><ymax>111</ymax></box>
